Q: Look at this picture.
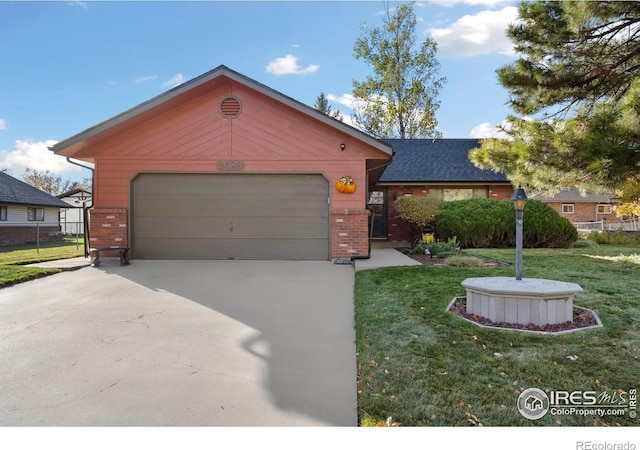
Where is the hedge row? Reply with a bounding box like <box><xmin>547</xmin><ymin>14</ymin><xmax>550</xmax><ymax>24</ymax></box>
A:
<box><xmin>435</xmin><ymin>199</ymin><xmax>578</xmax><ymax>249</ymax></box>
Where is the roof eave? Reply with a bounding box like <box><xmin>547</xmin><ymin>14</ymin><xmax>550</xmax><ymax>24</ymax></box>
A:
<box><xmin>377</xmin><ymin>180</ymin><xmax>512</xmax><ymax>185</ymax></box>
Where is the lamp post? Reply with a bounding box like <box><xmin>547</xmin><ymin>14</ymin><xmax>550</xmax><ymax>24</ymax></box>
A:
<box><xmin>512</xmin><ymin>186</ymin><xmax>527</xmax><ymax>281</ymax></box>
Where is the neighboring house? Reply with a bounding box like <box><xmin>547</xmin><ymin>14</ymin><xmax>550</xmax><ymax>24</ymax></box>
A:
<box><xmin>50</xmin><ymin>65</ymin><xmax>393</xmax><ymax>260</ymax></box>
<box><xmin>57</xmin><ymin>188</ymin><xmax>92</xmax><ymax>236</ymax></box>
<box><xmin>373</xmin><ymin>139</ymin><xmax>514</xmax><ymax>243</ymax></box>
<box><xmin>531</xmin><ymin>189</ymin><xmax>620</xmax><ymax>230</ymax></box>
<box><xmin>0</xmin><ymin>171</ymin><xmax>70</xmax><ymax>245</ymax></box>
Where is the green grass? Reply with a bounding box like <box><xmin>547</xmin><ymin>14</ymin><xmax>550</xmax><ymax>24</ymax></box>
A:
<box><xmin>355</xmin><ymin>245</ymin><xmax>640</xmax><ymax>426</ymax></box>
<box><xmin>0</xmin><ymin>240</ymin><xmax>85</xmax><ymax>287</ymax></box>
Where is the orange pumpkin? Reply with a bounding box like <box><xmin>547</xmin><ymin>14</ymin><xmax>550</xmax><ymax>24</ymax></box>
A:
<box><xmin>336</xmin><ymin>176</ymin><xmax>356</xmax><ymax>194</ymax></box>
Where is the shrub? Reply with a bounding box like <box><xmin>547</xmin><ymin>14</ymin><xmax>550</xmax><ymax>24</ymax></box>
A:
<box><xmin>522</xmin><ymin>200</ymin><xmax>578</xmax><ymax>248</ymax></box>
<box><xmin>587</xmin><ymin>230</ymin><xmax>639</xmax><ymax>245</ymax></box>
<box><xmin>444</xmin><ymin>255</ymin><xmax>485</xmax><ymax>267</ymax></box>
<box><xmin>572</xmin><ymin>239</ymin><xmax>598</xmax><ymax>248</ymax></box>
<box><xmin>394</xmin><ymin>196</ymin><xmax>441</xmax><ymax>239</ymax></box>
<box><xmin>436</xmin><ymin>199</ymin><xmax>578</xmax><ymax>248</ymax></box>
<box><xmin>405</xmin><ymin>236</ymin><xmax>460</xmax><ymax>257</ymax></box>
<box><xmin>426</xmin><ymin>237</ymin><xmax>460</xmax><ymax>258</ymax></box>
<box><xmin>405</xmin><ymin>241</ymin><xmax>428</xmax><ymax>255</ymax></box>
<box><xmin>435</xmin><ymin>198</ymin><xmax>513</xmax><ymax>248</ymax></box>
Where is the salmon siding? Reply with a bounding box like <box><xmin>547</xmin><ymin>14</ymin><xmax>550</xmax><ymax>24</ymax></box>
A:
<box><xmin>51</xmin><ymin>66</ymin><xmax>392</xmax><ymax>259</ymax></box>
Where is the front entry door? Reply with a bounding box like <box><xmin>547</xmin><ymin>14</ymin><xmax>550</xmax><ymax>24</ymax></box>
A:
<box><xmin>367</xmin><ymin>188</ymin><xmax>388</xmax><ymax>239</ymax></box>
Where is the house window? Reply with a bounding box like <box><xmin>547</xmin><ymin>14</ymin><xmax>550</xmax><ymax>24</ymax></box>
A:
<box><xmin>28</xmin><ymin>207</ymin><xmax>44</xmax><ymax>221</ymax></box>
<box><xmin>429</xmin><ymin>188</ymin><xmax>488</xmax><ymax>201</ymax></box>
<box><xmin>562</xmin><ymin>204</ymin><xmax>574</xmax><ymax>214</ymax></box>
<box><xmin>597</xmin><ymin>204</ymin><xmax>612</xmax><ymax>214</ymax></box>
<box><xmin>0</xmin><ymin>205</ymin><xmax>6</xmax><ymax>221</ymax></box>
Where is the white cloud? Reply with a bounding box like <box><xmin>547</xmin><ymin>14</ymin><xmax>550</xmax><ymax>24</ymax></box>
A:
<box><xmin>430</xmin><ymin>6</ymin><xmax>519</xmax><ymax>57</ymax></box>
<box><xmin>327</xmin><ymin>93</ymin><xmax>357</xmax><ymax>110</ymax></box>
<box><xmin>0</xmin><ymin>140</ymin><xmax>84</xmax><ymax>177</ymax></box>
<box><xmin>135</xmin><ymin>75</ymin><xmax>158</xmax><ymax>84</ymax></box>
<box><xmin>162</xmin><ymin>73</ymin><xmax>185</xmax><ymax>87</ymax></box>
<box><xmin>469</xmin><ymin>121</ymin><xmax>511</xmax><ymax>138</ymax></box>
<box><xmin>0</xmin><ymin>119</ymin><xmax>6</xmax><ymax>130</ymax></box>
<box><xmin>67</xmin><ymin>2</ymin><xmax>88</xmax><ymax>9</ymax></box>
<box><xmin>266</xmin><ymin>55</ymin><xmax>319</xmax><ymax>76</ymax></box>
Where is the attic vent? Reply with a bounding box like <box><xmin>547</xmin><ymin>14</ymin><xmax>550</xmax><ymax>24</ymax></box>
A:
<box><xmin>219</xmin><ymin>96</ymin><xmax>242</xmax><ymax>119</ymax></box>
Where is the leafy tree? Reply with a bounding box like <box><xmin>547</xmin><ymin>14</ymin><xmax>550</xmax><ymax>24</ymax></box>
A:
<box><xmin>314</xmin><ymin>92</ymin><xmax>343</xmax><ymax>120</ymax></box>
<box><xmin>470</xmin><ymin>1</ymin><xmax>640</xmax><ymax>197</ymax></box>
<box><xmin>352</xmin><ymin>2</ymin><xmax>446</xmax><ymax>139</ymax></box>
<box><xmin>613</xmin><ymin>176</ymin><xmax>640</xmax><ymax>228</ymax></box>
<box><xmin>23</xmin><ymin>169</ymin><xmax>90</xmax><ymax>196</ymax></box>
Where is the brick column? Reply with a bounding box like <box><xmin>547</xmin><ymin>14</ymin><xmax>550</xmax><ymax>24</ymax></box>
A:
<box><xmin>89</xmin><ymin>208</ymin><xmax>128</xmax><ymax>249</ymax></box>
<box><xmin>331</xmin><ymin>208</ymin><xmax>370</xmax><ymax>259</ymax></box>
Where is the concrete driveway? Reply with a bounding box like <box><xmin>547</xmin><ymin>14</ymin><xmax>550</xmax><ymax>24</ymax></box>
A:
<box><xmin>0</xmin><ymin>260</ymin><xmax>356</xmax><ymax>426</ymax></box>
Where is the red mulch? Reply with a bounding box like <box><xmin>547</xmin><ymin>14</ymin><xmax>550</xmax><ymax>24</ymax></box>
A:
<box><xmin>448</xmin><ymin>297</ymin><xmax>599</xmax><ymax>333</ymax></box>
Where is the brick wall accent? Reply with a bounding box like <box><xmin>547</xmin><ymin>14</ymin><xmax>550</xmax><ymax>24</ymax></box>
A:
<box><xmin>331</xmin><ymin>208</ymin><xmax>370</xmax><ymax>259</ymax></box>
<box><xmin>0</xmin><ymin>226</ymin><xmax>63</xmax><ymax>246</ymax></box>
<box><xmin>89</xmin><ymin>208</ymin><xmax>128</xmax><ymax>251</ymax></box>
<box><xmin>488</xmin><ymin>185</ymin><xmax>514</xmax><ymax>200</ymax></box>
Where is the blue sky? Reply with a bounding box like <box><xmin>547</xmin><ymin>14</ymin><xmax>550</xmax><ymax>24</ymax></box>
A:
<box><xmin>0</xmin><ymin>0</ymin><xmax>519</xmax><ymax>182</ymax></box>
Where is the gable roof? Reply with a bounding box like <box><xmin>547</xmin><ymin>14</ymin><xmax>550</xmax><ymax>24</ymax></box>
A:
<box><xmin>379</xmin><ymin>139</ymin><xmax>510</xmax><ymax>183</ymax></box>
<box><xmin>50</xmin><ymin>65</ymin><xmax>393</xmax><ymax>158</ymax></box>
<box><xmin>0</xmin><ymin>172</ymin><xmax>70</xmax><ymax>208</ymax></box>
<box><xmin>57</xmin><ymin>188</ymin><xmax>92</xmax><ymax>199</ymax></box>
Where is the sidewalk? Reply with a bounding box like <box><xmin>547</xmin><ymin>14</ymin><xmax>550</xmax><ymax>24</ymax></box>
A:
<box><xmin>354</xmin><ymin>248</ymin><xmax>422</xmax><ymax>272</ymax></box>
<box><xmin>27</xmin><ymin>256</ymin><xmax>91</xmax><ymax>271</ymax></box>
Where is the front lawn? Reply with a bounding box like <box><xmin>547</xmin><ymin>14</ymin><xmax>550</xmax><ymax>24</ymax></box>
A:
<box><xmin>0</xmin><ymin>240</ymin><xmax>85</xmax><ymax>288</ymax></box>
<box><xmin>355</xmin><ymin>245</ymin><xmax>640</xmax><ymax>426</ymax></box>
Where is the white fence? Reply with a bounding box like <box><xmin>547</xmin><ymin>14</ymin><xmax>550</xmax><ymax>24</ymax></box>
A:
<box><xmin>573</xmin><ymin>219</ymin><xmax>639</xmax><ymax>232</ymax></box>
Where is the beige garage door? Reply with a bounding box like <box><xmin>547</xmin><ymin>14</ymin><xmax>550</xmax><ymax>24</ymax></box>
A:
<box><xmin>132</xmin><ymin>173</ymin><xmax>330</xmax><ymax>260</ymax></box>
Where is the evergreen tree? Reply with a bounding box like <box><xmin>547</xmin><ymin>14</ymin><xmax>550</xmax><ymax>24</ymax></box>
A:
<box><xmin>471</xmin><ymin>0</ymin><xmax>640</xmax><ymax>198</ymax></box>
<box><xmin>314</xmin><ymin>92</ymin><xmax>343</xmax><ymax>120</ymax></box>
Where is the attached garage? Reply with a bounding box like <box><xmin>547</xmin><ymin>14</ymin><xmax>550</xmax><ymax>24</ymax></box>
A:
<box><xmin>132</xmin><ymin>173</ymin><xmax>329</xmax><ymax>260</ymax></box>
<box><xmin>50</xmin><ymin>65</ymin><xmax>393</xmax><ymax>261</ymax></box>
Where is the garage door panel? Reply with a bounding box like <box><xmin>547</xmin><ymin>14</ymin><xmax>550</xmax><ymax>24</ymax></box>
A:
<box><xmin>135</xmin><ymin>237</ymin><xmax>329</xmax><ymax>260</ymax></box>
<box><xmin>135</xmin><ymin>194</ymin><xmax>328</xmax><ymax>218</ymax></box>
<box><xmin>134</xmin><ymin>173</ymin><xmax>329</xmax><ymax>197</ymax></box>
<box><xmin>132</xmin><ymin>173</ymin><xmax>330</xmax><ymax>260</ymax></box>
<box><xmin>135</xmin><ymin>216</ymin><xmax>329</xmax><ymax>239</ymax></box>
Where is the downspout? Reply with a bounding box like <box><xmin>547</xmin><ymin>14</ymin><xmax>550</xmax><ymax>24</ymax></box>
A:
<box><xmin>65</xmin><ymin>157</ymin><xmax>94</xmax><ymax>257</ymax></box>
<box><xmin>350</xmin><ymin>152</ymin><xmax>395</xmax><ymax>261</ymax></box>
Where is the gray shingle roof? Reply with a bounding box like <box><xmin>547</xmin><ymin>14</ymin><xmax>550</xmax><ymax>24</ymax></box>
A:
<box><xmin>379</xmin><ymin>139</ymin><xmax>509</xmax><ymax>183</ymax></box>
<box><xmin>531</xmin><ymin>188</ymin><xmax>615</xmax><ymax>203</ymax></box>
<box><xmin>0</xmin><ymin>171</ymin><xmax>70</xmax><ymax>207</ymax></box>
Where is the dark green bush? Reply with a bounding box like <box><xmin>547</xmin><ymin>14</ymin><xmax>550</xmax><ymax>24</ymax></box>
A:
<box><xmin>435</xmin><ymin>199</ymin><xmax>513</xmax><ymax>248</ymax></box>
<box><xmin>435</xmin><ymin>199</ymin><xmax>578</xmax><ymax>249</ymax></box>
